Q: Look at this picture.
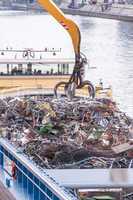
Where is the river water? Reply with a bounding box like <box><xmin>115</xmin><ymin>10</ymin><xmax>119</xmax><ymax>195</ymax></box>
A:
<box><xmin>0</xmin><ymin>11</ymin><xmax>133</xmax><ymax>116</ymax></box>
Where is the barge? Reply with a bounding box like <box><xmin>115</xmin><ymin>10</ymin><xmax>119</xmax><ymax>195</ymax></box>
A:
<box><xmin>0</xmin><ymin>138</ymin><xmax>77</xmax><ymax>200</ymax></box>
<box><xmin>0</xmin><ymin>94</ymin><xmax>133</xmax><ymax>200</ymax></box>
<box><xmin>0</xmin><ymin>138</ymin><xmax>133</xmax><ymax>200</ymax></box>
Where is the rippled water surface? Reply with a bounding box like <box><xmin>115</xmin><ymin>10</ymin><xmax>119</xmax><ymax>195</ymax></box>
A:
<box><xmin>0</xmin><ymin>11</ymin><xmax>133</xmax><ymax>116</ymax></box>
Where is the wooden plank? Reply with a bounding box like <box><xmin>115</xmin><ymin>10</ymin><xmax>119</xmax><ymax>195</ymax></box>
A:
<box><xmin>112</xmin><ymin>142</ymin><xmax>133</xmax><ymax>154</ymax></box>
<box><xmin>0</xmin><ymin>181</ymin><xmax>16</xmax><ymax>200</ymax></box>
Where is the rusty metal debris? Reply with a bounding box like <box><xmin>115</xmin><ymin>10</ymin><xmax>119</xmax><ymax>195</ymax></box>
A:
<box><xmin>0</xmin><ymin>95</ymin><xmax>133</xmax><ymax>169</ymax></box>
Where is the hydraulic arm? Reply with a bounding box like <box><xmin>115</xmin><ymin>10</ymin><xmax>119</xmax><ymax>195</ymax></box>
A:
<box><xmin>37</xmin><ymin>0</ymin><xmax>95</xmax><ymax>98</ymax></box>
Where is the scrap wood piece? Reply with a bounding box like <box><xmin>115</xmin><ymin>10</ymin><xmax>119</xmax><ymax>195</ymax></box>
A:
<box><xmin>112</xmin><ymin>142</ymin><xmax>133</xmax><ymax>154</ymax></box>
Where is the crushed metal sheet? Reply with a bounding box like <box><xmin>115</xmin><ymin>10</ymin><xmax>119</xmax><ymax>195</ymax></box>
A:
<box><xmin>112</xmin><ymin>142</ymin><xmax>133</xmax><ymax>154</ymax></box>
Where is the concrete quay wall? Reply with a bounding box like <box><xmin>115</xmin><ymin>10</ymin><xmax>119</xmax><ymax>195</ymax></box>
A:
<box><xmin>0</xmin><ymin>2</ymin><xmax>133</xmax><ymax>22</ymax></box>
<box><xmin>60</xmin><ymin>3</ymin><xmax>133</xmax><ymax>22</ymax></box>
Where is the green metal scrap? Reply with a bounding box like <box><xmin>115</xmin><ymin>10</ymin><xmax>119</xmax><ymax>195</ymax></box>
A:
<box><xmin>39</xmin><ymin>123</ymin><xmax>54</xmax><ymax>135</ymax></box>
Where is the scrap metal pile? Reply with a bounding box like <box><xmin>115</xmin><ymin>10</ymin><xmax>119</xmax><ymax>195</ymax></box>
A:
<box><xmin>0</xmin><ymin>96</ymin><xmax>133</xmax><ymax>169</ymax></box>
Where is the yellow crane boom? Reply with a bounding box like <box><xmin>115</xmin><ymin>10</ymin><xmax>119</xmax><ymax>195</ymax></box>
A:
<box><xmin>38</xmin><ymin>0</ymin><xmax>81</xmax><ymax>58</ymax></box>
<box><xmin>37</xmin><ymin>0</ymin><xmax>95</xmax><ymax>98</ymax></box>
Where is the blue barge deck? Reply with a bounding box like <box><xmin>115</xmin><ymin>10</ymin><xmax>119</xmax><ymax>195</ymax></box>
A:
<box><xmin>0</xmin><ymin>138</ymin><xmax>77</xmax><ymax>200</ymax></box>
